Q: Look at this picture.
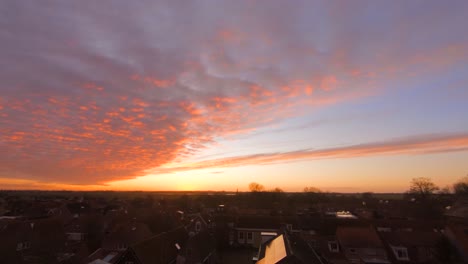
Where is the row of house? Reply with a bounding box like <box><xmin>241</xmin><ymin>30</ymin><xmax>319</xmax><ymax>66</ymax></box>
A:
<box><xmin>206</xmin><ymin>202</ymin><xmax>468</xmax><ymax>264</ymax></box>
<box><xmin>87</xmin><ymin>213</ymin><xmax>216</xmax><ymax>264</ymax></box>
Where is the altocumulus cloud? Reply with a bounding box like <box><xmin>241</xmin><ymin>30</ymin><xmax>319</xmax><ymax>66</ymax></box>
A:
<box><xmin>0</xmin><ymin>1</ymin><xmax>467</xmax><ymax>184</ymax></box>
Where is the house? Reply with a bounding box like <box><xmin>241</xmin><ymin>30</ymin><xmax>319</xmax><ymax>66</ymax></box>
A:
<box><xmin>64</xmin><ymin>213</ymin><xmax>104</xmax><ymax>242</ymax></box>
<box><xmin>177</xmin><ymin>230</ymin><xmax>217</xmax><ymax>264</ymax></box>
<box><xmin>445</xmin><ymin>198</ymin><xmax>468</xmax><ymax>221</ymax></box>
<box><xmin>380</xmin><ymin>230</ymin><xmax>443</xmax><ymax>263</ymax></box>
<box><xmin>301</xmin><ymin>233</ymin><xmax>348</xmax><ymax>264</ymax></box>
<box><xmin>336</xmin><ymin>226</ymin><xmax>390</xmax><ymax>264</ymax></box>
<box><xmin>116</xmin><ymin>226</ymin><xmax>189</xmax><ymax>264</ymax></box>
<box><xmin>445</xmin><ymin>223</ymin><xmax>468</xmax><ymax>262</ymax></box>
<box><xmin>87</xmin><ymin>248</ymin><xmax>123</xmax><ymax>264</ymax></box>
<box><xmin>255</xmin><ymin>233</ymin><xmax>324</xmax><ymax>264</ymax></box>
<box><xmin>64</xmin><ymin>217</ymin><xmax>88</xmax><ymax>242</ymax></box>
<box><xmin>0</xmin><ymin>218</ymin><xmax>66</xmax><ymax>263</ymax></box>
<box><xmin>234</xmin><ymin>216</ymin><xmax>298</xmax><ymax>248</ymax></box>
<box><xmin>184</xmin><ymin>213</ymin><xmax>209</xmax><ymax>235</ymax></box>
<box><xmin>66</xmin><ymin>202</ymin><xmax>92</xmax><ymax>218</ymax></box>
<box><xmin>102</xmin><ymin>222</ymin><xmax>153</xmax><ymax>251</ymax></box>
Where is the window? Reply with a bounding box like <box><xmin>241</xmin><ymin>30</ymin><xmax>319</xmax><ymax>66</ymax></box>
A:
<box><xmin>195</xmin><ymin>221</ymin><xmax>202</xmax><ymax>232</ymax></box>
<box><xmin>377</xmin><ymin>227</ymin><xmax>391</xmax><ymax>232</ymax></box>
<box><xmin>16</xmin><ymin>242</ymin><xmax>30</xmax><ymax>251</ymax></box>
<box><xmin>23</xmin><ymin>242</ymin><xmax>30</xmax><ymax>249</ymax></box>
<box><xmin>286</xmin><ymin>224</ymin><xmax>292</xmax><ymax>231</ymax></box>
<box><xmin>328</xmin><ymin>241</ymin><xmax>339</xmax><ymax>253</ymax></box>
<box><xmin>238</xmin><ymin>231</ymin><xmax>244</xmax><ymax>240</ymax></box>
<box><xmin>118</xmin><ymin>243</ymin><xmax>127</xmax><ymax>250</ymax></box>
<box><xmin>392</xmin><ymin>246</ymin><xmax>409</xmax><ymax>261</ymax></box>
<box><xmin>247</xmin><ymin>232</ymin><xmax>253</xmax><ymax>241</ymax></box>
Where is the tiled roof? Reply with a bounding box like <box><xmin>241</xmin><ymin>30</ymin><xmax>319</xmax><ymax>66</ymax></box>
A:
<box><xmin>128</xmin><ymin>226</ymin><xmax>188</xmax><ymax>264</ymax></box>
<box><xmin>337</xmin><ymin>226</ymin><xmax>384</xmax><ymax>248</ymax></box>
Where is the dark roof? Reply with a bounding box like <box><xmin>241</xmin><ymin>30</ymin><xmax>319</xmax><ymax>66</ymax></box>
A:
<box><xmin>372</xmin><ymin>219</ymin><xmax>445</xmax><ymax>231</ymax></box>
<box><xmin>236</xmin><ymin>215</ymin><xmax>298</xmax><ymax>230</ymax></box>
<box><xmin>446</xmin><ymin>198</ymin><xmax>468</xmax><ymax>219</ymax></box>
<box><xmin>184</xmin><ymin>230</ymin><xmax>216</xmax><ymax>261</ymax></box>
<box><xmin>103</xmin><ymin>222</ymin><xmax>153</xmax><ymax>248</ymax></box>
<box><xmin>380</xmin><ymin>231</ymin><xmax>442</xmax><ymax>247</ymax></box>
<box><xmin>285</xmin><ymin>234</ymin><xmax>324</xmax><ymax>264</ymax></box>
<box><xmin>337</xmin><ymin>226</ymin><xmax>384</xmax><ymax>248</ymax></box>
<box><xmin>128</xmin><ymin>226</ymin><xmax>188</xmax><ymax>264</ymax></box>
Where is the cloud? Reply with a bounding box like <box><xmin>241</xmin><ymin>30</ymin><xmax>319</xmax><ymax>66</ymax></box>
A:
<box><xmin>0</xmin><ymin>1</ymin><xmax>466</xmax><ymax>184</ymax></box>
<box><xmin>150</xmin><ymin>132</ymin><xmax>468</xmax><ymax>174</ymax></box>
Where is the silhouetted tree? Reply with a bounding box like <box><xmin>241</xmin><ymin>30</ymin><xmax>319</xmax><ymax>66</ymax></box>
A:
<box><xmin>453</xmin><ymin>176</ymin><xmax>468</xmax><ymax>196</ymax></box>
<box><xmin>408</xmin><ymin>177</ymin><xmax>439</xmax><ymax>199</ymax></box>
<box><xmin>361</xmin><ymin>192</ymin><xmax>374</xmax><ymax>200</ymax></box>
<box><xmin>249</xmin><ymin>182</ymin><xmax>265</xmax><ymax>192</ymax></box>
<box><xmin>438</xmin><ymin>186</ymin><xmax>451</xmax><ymax>195</ymax></box>
<box><xmin>303</xmin><ymin>186</ymin><xmax>321</xmax><ymax>193</ymax></box>
<box><xmin>270</xmin><ymin>187</ymin><xmax>284</xmax><ymax>192</ymax></box>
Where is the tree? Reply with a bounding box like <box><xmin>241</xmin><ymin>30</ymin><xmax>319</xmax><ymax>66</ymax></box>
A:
<box><xmin>249</xmin><ymin>182</ymin><xmax>265</xmax><ymax>192</ymax></box>
<box><xmin>453</xmin><ymin>176</ymin><xmax>468</xmax><ymax>196</ymax></box>
<box><xmin>271</xmin><ymin>187</ymin><xmax>284</xmax><ymax>193</ymax></box>
<box><xmin>408</xmin><ymin>177</ymin><xmax>439</xmax><ymax>199</ymax></box>
<box><xmin>303</xmin><ymin>186</ymin><xmax>321</xmax><ymax>193</ymax></box>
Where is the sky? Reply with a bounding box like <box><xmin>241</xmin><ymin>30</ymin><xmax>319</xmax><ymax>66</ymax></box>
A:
<box><xmin>0</xmin><ymin>0</ymin><xmax>467</xmax><ymax>192</ymax></box>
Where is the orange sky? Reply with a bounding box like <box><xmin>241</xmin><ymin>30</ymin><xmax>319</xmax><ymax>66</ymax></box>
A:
<box><xmin>1</xmin><ymin>1</ymin><xmax>467</xmax><ymax>192</ymax></box>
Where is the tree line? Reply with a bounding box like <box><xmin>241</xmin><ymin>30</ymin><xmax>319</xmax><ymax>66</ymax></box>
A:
<box><xmin>248</xmin><ymin>174</ymin><xmax>468</xmax><ymax>196</ymax></box>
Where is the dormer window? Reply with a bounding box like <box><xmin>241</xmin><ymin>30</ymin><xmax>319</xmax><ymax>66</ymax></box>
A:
<box><xmin>377</xmin><ymin>227</ymin><xmax>391</xmax><ymax>232</ymax></box>
<box><xmin>391</xmin><ymin>246</ymin><xmax>409</xmax><ymax>261</ymax></box>
<box><xmin>16</xmin><ymin>241</ymin><xmax>31</xmax><ymax>251</ymax></box>
<box><xmin>118</xmin><ymin>243</ymin><xmax>127</xmax><ymax>250</ymax></box>
<box><xmin>328</xmin><ymin>241</ymin><xmax>339</xmax><ymax>253</ymax></box>
<box><xmin>195</xmin><ymin>221</ymin><xmax>201</xmax><ymax>232</ymax></box>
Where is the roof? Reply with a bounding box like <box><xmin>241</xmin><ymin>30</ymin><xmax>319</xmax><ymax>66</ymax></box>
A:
<box><xmin>184</xmin><ymin>230</ymin><xmax>216</xmax><ymax>261</ymax></box>
<box><xmin>103</xmin><ymin>222</ymin><xmax>153</xmax><ymax>248</ymax></box>
<box><xmin>380</xmin><ymin>231</ymin><xmax>442</xmax><ymax>247</ymax></box>
<box><xmin>128</xmin><ymin>226</ymin><xmax>189</xmax><ymax>264</ymax></box>
<box><xmin>257</xmin><ymin>235</ymin><xmax>287</xmax><ymax>264</ymax></box>
<box><xmin>446</xmin><ymin>224</ymin><xmax>468</xmax><ymax>258</ymax></box>
<box><xmin>257</xmin><ymin>233</ymin><xmax>324</xmax><ymax>264</ymax></box>
<box><xmin>286</xmin><ymin>234</ymin><xmax>325</xmax><ymax>264</ymax></box>
<box><xmin>446</xmin><ymin>198</ymin><xmax>468</xmax><ymax>219</ymax></box>
<box><xmin>372</xmin><ymin>219</ymin><xmax>445</xmax><ymax>232</ymax></box>
<box><xmin>336</xmin><ymin>226</ymin><xmax>384</xmax><ymax>248</ymax></box>
<box><xmin>236</xmin><ymin>215</ymin><xmax>298</xmax><ymax>230</ymax></box>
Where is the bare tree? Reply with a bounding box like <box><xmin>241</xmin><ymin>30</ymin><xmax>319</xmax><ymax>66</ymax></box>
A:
<box><xmin>408</xmin><ymin>177</ymin><xmax>439</xmax><ymax>199</ymax></box>
<box><xmin>453</xmin><ymin>175</ymin><xmax>468</xmax><ymax>195</ymax></box>
<box><xmin>249</xmin><ymin>182</ymin><xmax>265</xmax><ymax>192</ymax></box>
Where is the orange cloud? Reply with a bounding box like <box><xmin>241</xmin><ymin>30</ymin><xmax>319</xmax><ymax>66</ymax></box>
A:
<box><xmin>1</xmin><ymin>0</ymin><xmax>466</xmax><ymax>187</ymax></box>
<box><xmin>150</xmin><ymin>133</ymin><xmax>468</xmax><ymax>174</ymax></box>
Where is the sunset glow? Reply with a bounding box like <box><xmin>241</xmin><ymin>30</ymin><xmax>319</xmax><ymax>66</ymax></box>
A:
<box><xmin>1</xmin><ymin>1</ymin><xmax>467</xmax><ymax>192</ymax></box>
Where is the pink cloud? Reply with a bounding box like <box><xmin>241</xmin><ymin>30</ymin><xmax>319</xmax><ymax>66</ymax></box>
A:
<box><xmin>150</xmin><ymin>133</ymin><xmax>468</xmax><ymax>174</ymax></box>
<box><xmin>0</xmin><ymin>1</ymin><xmax>466</xmax><ymax>185</ymax></box>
